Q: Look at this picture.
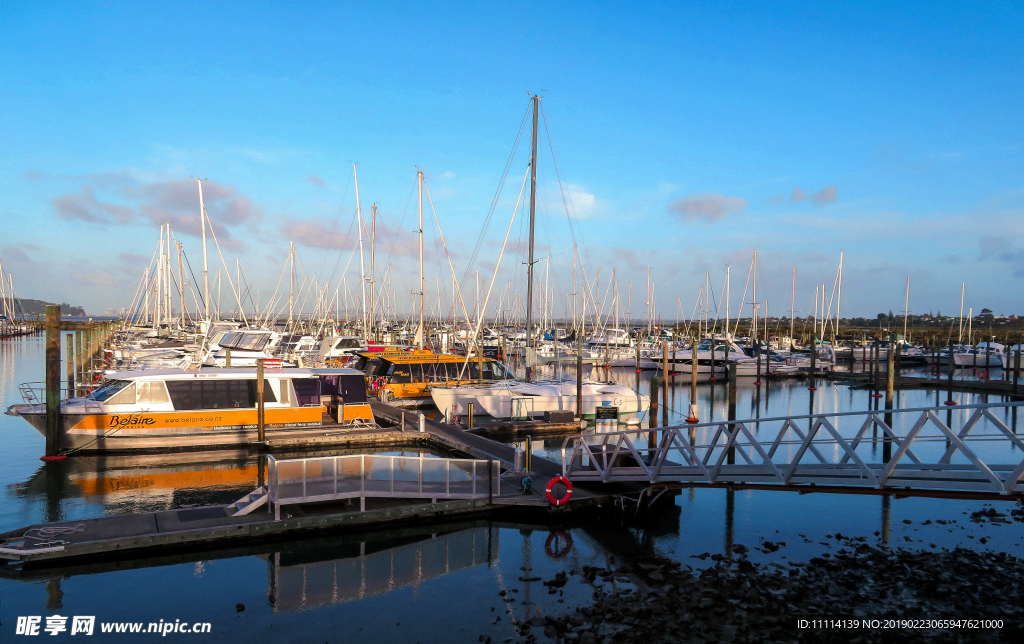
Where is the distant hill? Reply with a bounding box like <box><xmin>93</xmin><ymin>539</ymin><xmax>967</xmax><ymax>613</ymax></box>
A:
<box><xmin>14</xmin><ymin>298</ymin><xmax>86</xmax><ymax>317</ymax></box>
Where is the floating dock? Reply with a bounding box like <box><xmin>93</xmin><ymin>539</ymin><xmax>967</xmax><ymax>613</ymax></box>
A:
<box><xmin>0</xmin><ymin>403</ymin><xmax>607</xmax><ymax>565</ymax></box>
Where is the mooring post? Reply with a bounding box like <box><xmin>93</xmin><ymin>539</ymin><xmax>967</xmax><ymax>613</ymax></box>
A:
<box><xmin>755</xmin><ymin>340</ymin><xmax>762</xmax><ymax>385</ymax></box>
<box><xmin>884</xmin><ymin>339</ymin><xmax>895</xmax><ymax>462</ymax></box>
<box><xmin>576</xmin><ymin>339</ymin><xmax>583</xmax><ymax>419</ymax></box>
<box><xmin>468</xmin><ymin>402</ymin><xmax>474</xmax><ymax>430</ymax></box>
<box><xmin>65</xmin><ymin>339</ymin><xmax>75</xmax><ymax>399</ymax></box>
<box><xmin>525</xmin><ymin>435</ymin><xmax>532</xmax><ymax>472</ymax></box>
<box><xmin>727</xmin><ymin>363</ymin><xmax>737</xmax><ymax>465</ymax></box>
<box><xmin>946</xmin><ymin>340</ymin><xmax>956</xmax><ymax>405</ymax></box>
<box><xmin>74</xmin><ymin>330</ymin><xmax>83</xmax><ymax>393</ymax></box>
<box><xmin>1014</xmin><ymin>348</ymin><xmax>1021</xmax><ymax>395</ymax></box>
<box><xmin>44</xmin><ymin>305</ymin><xmax>61</xmax><ymax>457</ymax></box>
<box><xmin>687</xmin><ymin>335</ymin><xmax>699</xmax><ymax>423</ymax></box>
<box><xmin>662</xmin><ymin>340</ymin><xmax>669</xmax><ymax>427</ymax></box>
<box><xmin>256</xmin><ymin>358</ymin><xmax>266</xmax><ymax>442</ymax></box>
<box><xmin>650</xmin><ymin>376</ymin><xmax>660</xmax><ymax>429</ymax></box>
<box><xmin>808</xmin><ymin>335</ymin><xmax>817</xmax><ymax>391</ymax></box>
<box><xmin>225</xmin><ymin>347</ymin><xmax>232</xmax><ymax>368</ymax></box>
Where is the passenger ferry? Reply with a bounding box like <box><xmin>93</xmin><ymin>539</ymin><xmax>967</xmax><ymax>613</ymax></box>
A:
<box><xmin>6</xmin><ymin>367</ymin><xmax>374</xmax><ymax>453</ymax></box>
<box><xmin>353</xmin><ymin>348</ymin><xmax>515</xmax><ymax>408</ymax></box>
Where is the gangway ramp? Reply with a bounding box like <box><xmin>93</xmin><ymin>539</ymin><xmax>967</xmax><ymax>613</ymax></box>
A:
<box><xmin>561</xmin><ymin>401</ymin><xmax>1024</xmax><ymax>497</ymax></box>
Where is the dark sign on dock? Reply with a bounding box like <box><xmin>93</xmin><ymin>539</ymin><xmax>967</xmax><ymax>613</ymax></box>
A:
<box><xmin>595</xmin><ymin>406</ymin><xmax>619</xmax><ymax>420</ymax></box>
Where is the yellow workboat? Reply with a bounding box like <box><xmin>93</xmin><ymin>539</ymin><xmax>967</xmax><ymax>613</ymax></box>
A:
<box><xmin>353</xmin><ymin>348</ymin><xmax>514</xmax><ymax>408</ymax></box>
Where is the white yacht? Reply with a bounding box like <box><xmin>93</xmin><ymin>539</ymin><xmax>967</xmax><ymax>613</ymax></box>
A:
<box><xmin>430</xmin><ymin>377</ymin><xmax>649</xmax><ymax>421</ymax></box>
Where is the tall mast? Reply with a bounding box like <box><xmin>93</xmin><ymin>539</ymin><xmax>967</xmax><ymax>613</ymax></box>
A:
<box><xmin>790</xmin><ymin>267</ymin><xmax>796</xmax><ymax>350</ymax></box>
<box><xmin>353</xmin><ymin>164</ymin><xmax>367</xmax><ymax>342</ymax></box>
<box><xmin>417</xmin><ymin>172</ymin><xmax>424</xmax><ymax>349</ymax></box>
<box><xmin>288</xmin><ymin>241</ymin><xmax>295</xmax><ymax>331</ymax></box>
<box><xmin>836</xmin><ymin>250</ymin><xmax>843</xmax><ymax>338</ymax></box>
<box><xmin>752</xmin><ymin>249</ymin><xmax>758</xmax><ymax>344</ymax></box>
<box><xmin>525</xmin><ymin>94</ymin><xmax>540</xmax><ymax>379</ymax></box>
<box><xmin>958</xmin><ymin>281</ymin><xmax>965</xmax><ymax>344</ymax></box>
<box><xmin>725</xmin><ymin>265</ymin><xmax>730</xmax><ymax>339</ymax></box>
<box><xmin>903</xmin><ymin>275</ymin><xmax>910</xmax><ymax>339</ymax></box>
<box><xmin>196</xmin><ymin>180</ymin><xmax>209</xmax><ymax>321</ymax></box>
<box><xmin>177</xmin><ymin>241</ymin><xmax>185</xmax><ymax>329</ymax></box>
<box><xmin>370</xmin><ymin>203</ymin><xmax>377</xmax><ymax>342</ymax></box>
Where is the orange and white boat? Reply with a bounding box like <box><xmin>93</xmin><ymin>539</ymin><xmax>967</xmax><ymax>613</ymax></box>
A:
<box><xmin>6</xmin><ymin>367</ymin><xmax>374</xmax><ymax>453</ymax></box>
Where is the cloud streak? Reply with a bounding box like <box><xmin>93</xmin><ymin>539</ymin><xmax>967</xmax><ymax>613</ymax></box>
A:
<box><xmin>667</xmin><ymin>193</ymin><xmax>747</xmax><ymax>222</ymax></box>
<box><xmin>48</xmin><ymin>171</ymin><xmax>262</xmax><ymax>247</ymax></box>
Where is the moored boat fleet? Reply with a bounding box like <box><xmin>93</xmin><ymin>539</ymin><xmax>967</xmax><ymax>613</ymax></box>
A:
<box><xmin>5</xmin><ymin>95</ymin><xmax>1021</xmax><ymax>456</ymax></box>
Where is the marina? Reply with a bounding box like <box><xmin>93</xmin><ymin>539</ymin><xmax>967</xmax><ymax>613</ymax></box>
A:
<box><xmin>5</xmin><ymin>5</ymin><xmax>1024</xmax><ymax>641</ymax></box>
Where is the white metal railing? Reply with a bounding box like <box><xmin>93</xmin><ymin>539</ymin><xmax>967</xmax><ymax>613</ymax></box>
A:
<box><xmin>267</xmin><ymin>454</ymin><xmax>500</xmax><ymax>519</ymax></box>
<box><xmin>17</xmin><ymin>383</ymin><xmax>105</xmax><ymax>412</ymax></box>
<box><xmin>561</xmin><ymin>401</ymin><xmax>1024</xmax><ymax>495</ymax></box>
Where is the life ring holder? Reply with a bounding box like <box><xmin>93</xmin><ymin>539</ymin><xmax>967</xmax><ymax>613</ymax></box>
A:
<box><xmin>545</xmin><ymin>475</ymin><xmax>573</xmax><ymax>506</ymax></box>
<box><xmin>544</xmin><ymin>530</ymin><xmax>573</xmax><ymax>559</ymax></box>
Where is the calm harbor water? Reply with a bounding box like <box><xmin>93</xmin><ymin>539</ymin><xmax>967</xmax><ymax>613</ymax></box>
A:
<box><xmin>2</xmin><ymin>335</ymin><xmax>1022</xmax><ymax>642</ymax></box>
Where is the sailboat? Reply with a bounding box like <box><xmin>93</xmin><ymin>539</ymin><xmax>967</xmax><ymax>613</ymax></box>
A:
<box><xmin>430</xmin><ymin>95</ymin><xmax>649</xmax><ymax>422</ymax></box>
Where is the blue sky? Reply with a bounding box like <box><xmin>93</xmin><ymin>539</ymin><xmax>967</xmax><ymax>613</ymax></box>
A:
<box><xmin>2</xmin><ymin>1</ymin><xmax>1023</xmax><ymax>321</ymax></box>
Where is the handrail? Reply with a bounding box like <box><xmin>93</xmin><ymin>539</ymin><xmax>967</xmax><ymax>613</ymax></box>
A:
<box><xmin>561</xmin><ymin>401</ymin><xmax>1024</xmax><ymax>495</ymax></box>
<box><xmin>266</xmin><ymin>453</ymin><xmax>499</xmax><ymax>519</ymax></box>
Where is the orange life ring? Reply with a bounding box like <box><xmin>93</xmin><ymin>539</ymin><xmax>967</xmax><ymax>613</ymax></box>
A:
<box><xmin>544</xmin><ymin>531</ymin><xmax>573</xmax><ymax>559</ymax></box>
<box><xmin>545</xmin><ymin>475</ymin><xmax>573</xmax><ymax>506</ymax></box>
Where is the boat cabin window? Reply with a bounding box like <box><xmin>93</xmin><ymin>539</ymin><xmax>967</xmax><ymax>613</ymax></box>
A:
<box><xmin>220</xmin><ymin>333</ymin><xmax>271</xmax><ymax>352</ymax></box>
<box><xmin>425</xmin><ymin>363</ymin><xmax>449</xmax><ymax>380</ymax></box>
<box><xmin>491</xmin><ymin>362</ymin><xmax>514</xmax><ymax>379</ymax></box>
<box><xmin>336</xmin><ymin>338</ymin><xmax>362</xmax><ymax>349</ymax></box>
<box><xmin>136</xmin><ymin>381</ymin><xmax>170</xmax><ymax>404</ymax></box>
<box><xmin>88</xmin><ymin>380</ymin><xmax>133</xmax><ymax>403</ymax></box>
<box><xmin>291</xmin><ymin>378</ymin><xmax>320</xmax><ymax>406</ymax></box>
<box><xmin>165</xmin><ymin>379</ymin><xmax>278</xmax><ymax>410</ymax></box>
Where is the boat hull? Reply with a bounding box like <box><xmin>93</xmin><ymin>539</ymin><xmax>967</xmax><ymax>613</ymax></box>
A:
<box><xmin>6</xmin><ymin>404</ymin><xmax>353</xmax><ymax>452</ymax></box>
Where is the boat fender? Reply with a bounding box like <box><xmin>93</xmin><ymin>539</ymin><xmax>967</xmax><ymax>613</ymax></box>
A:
<box><xmin>545</xmin><ymin>475</ymin><xmax>573</xmax><ymax>506</ymax></box>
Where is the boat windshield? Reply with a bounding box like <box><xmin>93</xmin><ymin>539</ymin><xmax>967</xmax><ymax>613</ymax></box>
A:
<box><xmin>220</xmin><ymin>332</ymin><xmax>271</xmax><ymax>351</ymax></box>
<box><xmin>87</xmin><ymin>379</ymin><xmax>133</xmax><ymax>402</ymax></box>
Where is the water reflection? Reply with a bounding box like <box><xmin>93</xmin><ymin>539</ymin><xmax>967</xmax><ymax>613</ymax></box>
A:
<box><xmin>268</xmin><ymin>525</ymin><xmax>496</xmax><ymax>610</ymax></box>
<box><xmin>7</xmin><ymin>446</ymin><xmax>452</xmax><ymax>529</ymax></box>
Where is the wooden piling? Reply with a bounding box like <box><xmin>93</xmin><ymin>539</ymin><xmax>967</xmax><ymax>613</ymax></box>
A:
<box><xmin>44</xmin><ymin>305</ymin><xmax>61</xmax><ymax>457</ymax></box>
<box><xmin>575</xmin><ymin>338</ymin><xmax>583</xmax><ymax>418</ymax></box>
<box><xmin>65</xmin><ymin>339</ymin><xmax>75</xmax><ymax>398</ymax></box>
<box><xmin>256</xmin><ymin>358</ymin><xmax>266</xmax><ymax>442</ymax></box>
<box><xmin>225</xmin><ymin>347</ymin><xmax>232</xmax><ymax>368</ymax></box>
<box><xmin>946</xmin><ymin>340</ymin><xmax>956</xmax><ymax>405</ymax></box>
<box><xmin>1014</xmin><ymin>348</ymin><xmax>1020</xmax><ymax>395</ymax></box>
<box><xmin>687</xmin><ymin>335</ymin><xmax>699</xmax><ymax>423</ymax></box>
<box><xmin>727</xmin><ymin>363</ymin><xmax>737</xmax><ymax>465</ymax></box>
<box><xmin>468</xmin><ymin>402</ymin><xmax>474</xmax><ymax>430</ymax></box>
<box><xmin>74</xmin><ymin>331</ymin><xmax>83</xmax><ymax>392</ymax></box>
<box><xmin>884</xmin><ymin>342</ymin><xmax>895</xmax><ymax>461</ymax></box>
<box><xmin>649</xmin><ymin>376</ymin><xmax>660</xmax><ymax>428</ymax></box>
<box><xmin>808</xmin><ymin>336</ymin><xmax>817</xmax><ymax>390</ymax></box>
<box><xmin>662</xmin><ymin>340</ymin><xmax>669</xmax><ymax>427</ymax></box>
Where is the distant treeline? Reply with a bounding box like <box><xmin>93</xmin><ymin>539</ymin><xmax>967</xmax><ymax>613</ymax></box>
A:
<box><xmin>14</xmin><ymin>298</ymin><xmax>87</xmax><ymax>317</ymax></box>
